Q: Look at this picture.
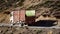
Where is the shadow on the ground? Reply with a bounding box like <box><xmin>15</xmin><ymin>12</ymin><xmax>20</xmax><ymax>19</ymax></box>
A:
<box><xmin>28</xmin><ymin>20</ymin><xmax>57</xmax><ymax>27</ymax></box>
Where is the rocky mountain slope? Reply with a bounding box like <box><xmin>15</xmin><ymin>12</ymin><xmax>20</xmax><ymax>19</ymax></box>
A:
<box><xmin>0</xmin><ymin>0</ymin><xmax>60</xmax><ymax>23</ymax></box>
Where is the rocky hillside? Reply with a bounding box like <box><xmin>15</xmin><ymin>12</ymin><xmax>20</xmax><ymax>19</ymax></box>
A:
<box><xmin>0</xmin><ymin>0</ymin><xmax>60</xmax><ymax>23</ymax></box>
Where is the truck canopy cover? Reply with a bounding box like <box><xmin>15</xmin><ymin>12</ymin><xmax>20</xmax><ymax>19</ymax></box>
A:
<box><xmin>26</xmin><ymin>10</ymin><xmax>35</xmax><ymax>16</ymax></box>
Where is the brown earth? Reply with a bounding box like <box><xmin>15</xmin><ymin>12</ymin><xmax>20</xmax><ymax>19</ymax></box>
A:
<box><xmin>0</xmin><ymin>0</ymin><xmax>60</xmax><ymax>34</ymax></box>
<box><xmin>0</xmin><ymin>26</ymin><xmax>60</xmax><ymax>34</ymax></box>
<box><xmin>0</xmin><ymin>0</ymin><xmax>60</xmax><ymax>23</ymax></box>
<box><xmin>0</xmin><ymin>11</ymin><xmax>10</xmax><ymax>23</ymax></box>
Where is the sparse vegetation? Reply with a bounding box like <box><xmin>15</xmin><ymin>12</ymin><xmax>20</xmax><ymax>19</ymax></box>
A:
<box><xmin>0</xmin><ymin>0</ymin><xmax>60</xmax><ymax>34</ymax></box>
<box><xmin>0</xmin><ymin>26</ymin><xmax>60</xmax><ymax>34</ymax></box>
